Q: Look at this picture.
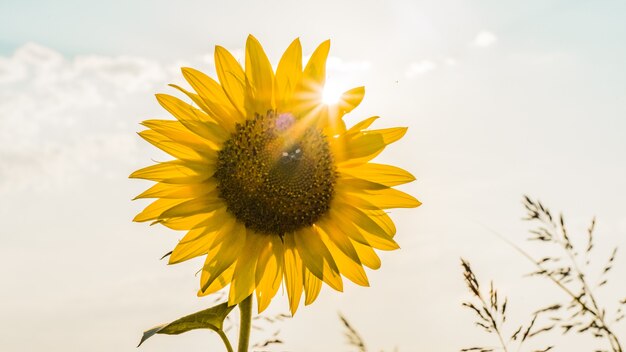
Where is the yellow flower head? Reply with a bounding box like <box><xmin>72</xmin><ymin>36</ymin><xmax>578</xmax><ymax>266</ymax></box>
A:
<box><xmin>131</xmin><ymin>35</ymin><xmax>421</xmax><ymax>314</ymax></box>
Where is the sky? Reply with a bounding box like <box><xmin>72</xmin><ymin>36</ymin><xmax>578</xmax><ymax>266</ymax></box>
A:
<box><xmin>1</xmin><ymin>0</ymin><xmax>626</xmax><ymax>351</ymax></box>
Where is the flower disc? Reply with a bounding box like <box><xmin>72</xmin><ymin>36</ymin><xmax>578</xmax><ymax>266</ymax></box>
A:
<box><xmin>215</xmin><ymin>111</ymin><xmax>335</xmax><ymax>235</ymax></box>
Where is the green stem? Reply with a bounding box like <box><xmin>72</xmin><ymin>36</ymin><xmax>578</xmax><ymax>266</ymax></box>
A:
<box><xmin>217</xmin><ymin>330</ymin><xmax>234</xmax><ymax>352</ymax></box>
<box><xmin>237</xmin><ymin>295</ymin><xmax>253</xmax><ymax>352</ymax></box>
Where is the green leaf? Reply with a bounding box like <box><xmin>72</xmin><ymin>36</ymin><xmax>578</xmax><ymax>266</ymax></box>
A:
<box><xmin>137</xmin><ymin>302</ymin><xmax>235</xmax><ymax>347</ymax></box>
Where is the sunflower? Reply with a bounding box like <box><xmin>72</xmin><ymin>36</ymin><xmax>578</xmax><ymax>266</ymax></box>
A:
<box><xmin>131</xmin><ymin>35</ymin><xmax>421</xmax><ymax>314</ymax></box>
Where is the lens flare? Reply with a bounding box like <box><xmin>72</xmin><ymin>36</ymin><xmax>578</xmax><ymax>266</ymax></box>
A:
<box><xmin>321</xmin><ymin>80</ymin><xmax>345</xmax><ymax>104</ymax></box>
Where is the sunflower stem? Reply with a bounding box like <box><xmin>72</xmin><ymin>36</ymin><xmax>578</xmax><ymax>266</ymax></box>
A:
<box><xmin>217</xmin><ymin>329</ymin><xmax>234</xmax><ymax>352</ymax></box>
<box><xmin>237</xmin><ymin>295</ymin><xmax>253</xmax><ymax>352</ymax></box>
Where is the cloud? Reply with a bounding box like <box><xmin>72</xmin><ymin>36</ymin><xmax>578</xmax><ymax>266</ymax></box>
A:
<box><xmin>509</xmin><ymin>51</ymin><xmax>573</xmax><ymax>65</ymax></box>
<box><xmin>471</xmin><ymin>30</ymin><xmax>498</xmax><ymax>48</ymax></box>
<box><xmin>326</xmin><ymin>56</ymin><xmax>372</xmax><ymax>72</ymax></box>
<box><xmin>443</xmin><ymin>57</ymin><xmax>457</xmax><ymax>66</ymax></box>
<box><xmin>405</xmin><ymin>60</ymin><xmax>438</xmax><ymax>78</ymax></box>
<box><xmin>299</xmin><ymin>55</ymin><xmax>371</xmax><ymax>73</ymax></box>
<box><xmin>0</xmin><ymin>43</ymin><xmax>178</xmax><ymax>193</ymax></box>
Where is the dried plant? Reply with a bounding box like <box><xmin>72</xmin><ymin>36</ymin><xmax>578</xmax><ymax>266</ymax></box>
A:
<box><xmin>521</xmin><ymin>196</ymin><xmax>624</xmax><ymax>351</ymax></box>
<box><xmin>339</xmin><ymin>313</ymin><xmax>368</xmax><ymax>352</ymax></box>
<box><xmin>201</xmin><ymin>289</ymin><xmax>289</xmax><ymax>351</ymax></box>
<box><xmin>338</xmin><ymin>313</ymin><xmax>401</xmax><ymax>352</ymax></box>
<box><xmin>250</xmin><ymin>313</ymin><xmax>290</xmax><ymax>351</ymax></box>
<box><xmin>461</xmin><ymin>196</ymin><xmax>625</xmax><ymax>352</ymax></box>
<box><xmin>461</xmin><ymin>259</ymin><xmax>556</xmax><ymax>352</ymax></box>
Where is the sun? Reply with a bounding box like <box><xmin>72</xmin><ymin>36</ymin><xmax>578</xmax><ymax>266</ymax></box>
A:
<box><xmin>321</xmin><ymin>79</ymin><xmax>345</xmax><ymax>104</ymax></box>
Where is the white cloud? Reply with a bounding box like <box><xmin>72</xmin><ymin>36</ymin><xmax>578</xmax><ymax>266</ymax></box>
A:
<box><xmin>325</xmin><ymin>56</ymin><xmax>372</xmax><ymax>72</ymax></box>
<box><xmin>471</xmin><ymin>30</ymin><xmax>498</xmax><ymax>47</ymax></box>
<box><xmin>299</xmin><ymin>55</ymin><xmax>371</xmax><ymax>73</ymax></box>
<box><xmin>509</xmin><ymin>51</ymin><xmax>573</xmax><ymax>65</ymax></box>
<box><xmin>405</xmin><ymin>60</ymin><xmax>438</xmax><ymax>78</ymax></box>
<box><xmin>444</xmin><ymin>57</ymin><xmax>458</xmax><ymax>66</ymax></box>
<box><xmin>0</xmin><ymin>43</ymin><xmax>178</xmax><ymax>193</ymax></box>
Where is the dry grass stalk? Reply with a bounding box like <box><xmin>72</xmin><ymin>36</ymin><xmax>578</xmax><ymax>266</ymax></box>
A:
<box><xmin>339</xmin><ymin>313</ymin><xmax>368</xmax><ymax>352</ymax></box>
<box><xmin>461</xmin><ymin>196</ymin><xmax>625</xmax><ymax>352</ymax></box>
<box><xmin>250</xmin><ymin>313</ymin><xmax>290</xmax><ymax>351</ymax></box>
<box><xmin>461</xmin><ymin>259</ymin><xmax>556</xmax><ymax>352</ymax></box>
<box><xmin>522</xmin><ymin>196</ymin><xmax>623</xmax><ymax>351</ymax></box>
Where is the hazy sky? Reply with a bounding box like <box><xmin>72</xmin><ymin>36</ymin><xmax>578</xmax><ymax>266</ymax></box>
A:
<box><xmin>1</xmin><ymin>0</ymin><xmax>626</xmax><ymax>351</ymax></box>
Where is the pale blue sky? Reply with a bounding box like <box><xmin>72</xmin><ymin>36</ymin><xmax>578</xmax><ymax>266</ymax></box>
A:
<box><xmin>1</xmin><ymin>1</ymin><xmax>626</xmax><ymax>351</ymax></box>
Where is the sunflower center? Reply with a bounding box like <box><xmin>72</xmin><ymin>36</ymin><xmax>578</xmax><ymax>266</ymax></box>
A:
<box><xmin>215</xmin><ymin>111</ymin><xmax>336</xmax><ymax>235</ymax></box>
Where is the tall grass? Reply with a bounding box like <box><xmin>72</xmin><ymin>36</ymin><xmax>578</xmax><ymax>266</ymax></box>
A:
<box><xmin>461</xmin><ymin>196</ymin><xmax>624</xmax><ymax>352</ymax></box>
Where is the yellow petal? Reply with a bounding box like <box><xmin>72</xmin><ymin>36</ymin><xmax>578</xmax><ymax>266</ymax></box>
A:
<box><xmin>133</xmin><ymin>181</ymin><xmax>217</xmax><ymax>200</ymax></box>
<box><xmin>167</xmin><ymin>212</ymin><xmax>232</xmax><ymax>262</ymax></box>
<box><xmin>339</xmin><ymin>163</ymin><xmax>415</xmax><ymax>187</ymax></box>
<box><xmin>337</xmin><ymin>86</ymin><xmax>365</xmax><ymax>116</ymax></box>
<box><xmin>275</xmin><ymin>38</ymin><xmax>302</xmax><ymax>111</ymax></box>
<box><xmin>293</xmin><ymin>40</ymin><xmax>330</xmax><ymax>116</ymax></box>
<box><xmin>157</xmin><ymin>211</ymin><xmax>218</xmax><ymax>231</ymax></box>
<box><xmin>198</xmin><ymin>264</ymin><xmax>235</xmax><ymax>297</ymax></box>
<box><xmin>129</xmin><ymin>161</ymin><xmax>211</xmax><ymax>184</ymax></box>
<box><xmin>365</xmin><ymin>209</ymin><xmax>397</xmax><ymax>238</ymax></box>
<box><xmin>159</xmin><ymin>194</ymin><xmax>223</xmax><ymax>219</ymax></box>
<box><xmin>206</xmin><ymin>215</ymin><xmax>242</xmax><ymax>250</ymax></box>
<box><xmin>323</xmin><ymin>108</ymin><xmax>347</xmax><ymax>137</ymax></box>
<box><xmin>336</xmin><ymin>177</ymin><xmax>388</xmax><ymax>192</ymax></box>
<box><xmin>283</xmin><ymin>233</ymin><xmax>303</xmax><ymax>315</ymax></box>
<box><xmin>333</xmin><ymin>191</ymin><xmax>380</xmax><ymax>211</ymax></box>
<box><xmin>327</xmin><ymin>207</ymin><xmax>370</xmax><ymax>246</ymax></box>
<box><xmin>301</xmin><ymin>40</ymin><xmax>330</xmax><ymax>88</ymax></box>
<box><xmin>346</xmin><ymin>116</ymin><xmax>379</xmax><ymax>135</ymax></box>
<box><xmin>138</xmin><ymin>130</ymin><xmax>207</xmax><ymax>161</ymax></box>
<box><xmin>371</xmin><ymin>127</ymin><xmax>408</xmax><ymax>145</ymax></box>
<box><xmin>295</xmin><ymin>227</ymin><xmax>343</xmax><ymax>292</ymax></box>
<box><xmin>141</xmin><ymin>119</ymin><xmax>216</xmax><ymax>150</ymax></box>
<box><xmin>352</xmin><ymin>239</ymin><xmax>381</xmax><ymax>270</ymax></box>
<box><xmin>214</xmin><ymin>46</ymin><xmax>245</xmax><ymax>115</ymax></box>
<box><xmin>337</xmin><ymin>183</ymin><xmax>417</xmax><ymax>213</ymax></box>
<box><xmin>359</xmin><ymin>187</ymin><xmax>422</xmax><ymax>209</ymax></box>
<box><xmin>342</xmin><ymin>127</ymin><xmax>409</xmax><ymax>166</ymax></box>
<box><xmin>255</xmin><ymin>237</ymin><xmax>284</xmax><ymax>313</ymax></box>
<box><xmin>322</xmin><ymin>86</ymin><xmax>365</xmax><ymax>136</ymax></box>
<box><xmin>200</xmin><ymin>222</ymin><xmax>247</xmax><ymax>293</ymax></box>
<box><xmin>180</xmin><ymin>67</ymin><xmax>244</xmax><ymax>126</ymax></box>
<box><xmin>169</xmin><ymin>226</ymin><xmax>220</xmax><ymax>264</ymax></box>
<box><xmin>245</xmin><ymin>35</ymin><xmax>275</xmax><ymax>114</ymax></box>
<box><xmin>133</xmin><ymin>198</ymin><xmax>187</xmax><ymax>223</ymax></box>
<box><xmin>322</xmin><ymin>232</ymin><xmax>369</xmax><ymax>286</ymax></box>
<box><xmin>303</xmin><ymin>266</ymin><xmax>322</xmax><ymax>305</ymax></box>
<box><xmin>155</xmin><ymin>94</ymin><xmax>229</xmax><ymax>144</ymax></box>
<box><xmin>343</xmin><ymin>133</ymin><xmax>386</xmax><ymax>161</ymax></box>
<box><xmin>229</xmin><ymin>232</ymin><xmax>263</xmax><ymax>306</ymax></box>
<box><xmin>316</xmin><ymin>217</ymin><xmax>362</xmax><ymax>265</ymax></box>
<box><xmin>341</xmin><ymin>205</ymin><xmax>399</xmax><ymax>250</ymax></box>
<box><xmin>304</xmin><ymin>40</ymin><xmax>330</xmax><ymax>85</ymax></box>
<box><xmin>331</xmin><ymin>133</ymin><xmax>382</xmax><ymax>166</ymax></box>
<box><xmin>174</xmin><ymin>208</ymin><xmax>231</xmax><ymax>241</ymax></box>
<box><xmin>166</xmin><ymin>83</ymin><xmax>216</xmax><ymax>123</ymax></box>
